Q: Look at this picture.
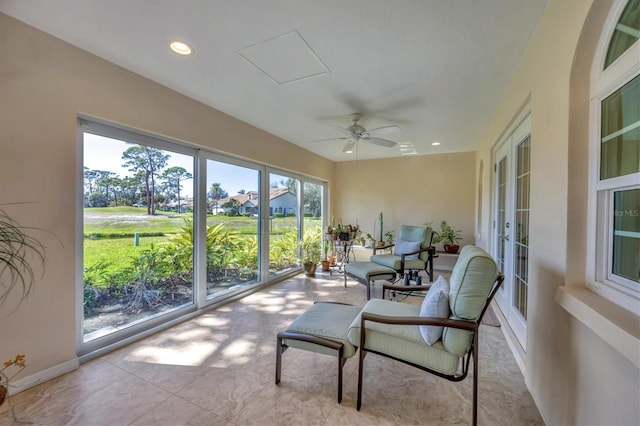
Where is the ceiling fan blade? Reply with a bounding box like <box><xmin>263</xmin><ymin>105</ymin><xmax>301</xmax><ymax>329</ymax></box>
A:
<box><xmin>366</xmin><ymin>137</ymin><xmax>397</xmax><ymax>148</ymax></box>
<box><xmin>342</xmin><ymin>139</ymin><xmax>356</xmax><ymax>153</ymax></box>
<box><xmin>366</xmin><ymin>125</ymin><xmax>400</xmax><ymax>135</ymax></box>
<box><xmin>308</xmin><ymin>137</ymin><xmax>348</xmax><ymax>144</ymax></box>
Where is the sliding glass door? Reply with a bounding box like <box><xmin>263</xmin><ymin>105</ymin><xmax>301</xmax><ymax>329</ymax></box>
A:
<box><xmin>268</xmin><ymin>172</ymin><xmax>301</xmax><ymax>276</ymax></box>
<box><xmin>79</xmin><ymin>119</ymin><xmax>326</xmax><ymax>356</ymax></box>
<box><xmin>81</xmin><ymin>122</ymin><xmax>196</xmax><ymax>345</ymax></box>
<box><xmin>204</xmin><ymin>157</ymin><xmax>261</xmax><ymax>298</ymax></box>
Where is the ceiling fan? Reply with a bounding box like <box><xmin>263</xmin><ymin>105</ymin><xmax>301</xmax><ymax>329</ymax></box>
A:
<box><xmin>311</xmin><ymin>113</ymin><xmax>400</xmax><ymax>153</ymax></box>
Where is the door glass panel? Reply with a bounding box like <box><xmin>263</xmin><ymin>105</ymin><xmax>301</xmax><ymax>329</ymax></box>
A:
<box><xmin>497</xmin><ymin>157</ymin><xmax>507</xmax><ymax>273</ymax></box>
<box><xmin>268</xmin><ymin>173</ymin><xmax>300</xmax><ymax>276</ymax></box>
<box><xmin>205</xmin><ymin>160</ymin><xmax>260</xmax><ymax>298</ymax></box>
<box><xmin>514</xmin><ymin>137</ymin><xmax>531</xmax><ymax>320</ymax></box>
<box><xmin>83</xmin><ymin>133</ymin><xmax>194</xmax><ymax>341</ymax></box>
<box><xmin>303</xmin><ymin>181</ymin><xmax>323</xmax><ymax>231</ymax></box>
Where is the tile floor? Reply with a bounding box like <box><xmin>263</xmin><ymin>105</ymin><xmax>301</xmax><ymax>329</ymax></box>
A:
<box><xmin>0</xmin><ymin>271</ymin><xmax>543</xmax><ymax>425</ymax></box>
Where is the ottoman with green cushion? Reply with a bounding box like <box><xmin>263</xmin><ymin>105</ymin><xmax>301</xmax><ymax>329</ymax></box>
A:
<box><xmin>276</xmin><ymin>301</ymin><xmax>363</xmax><ymax>403</ymax></box>
<box><xmin>344</xmin><ymin>261</ymin><xmax>397</xmax><ymax>300</ymax></box>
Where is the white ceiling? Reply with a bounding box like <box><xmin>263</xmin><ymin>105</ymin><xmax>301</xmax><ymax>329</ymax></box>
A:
<box><xmin>0</xmin><ymin>0</ymin><xmax>548</xmax><ymax>162</ymax></box>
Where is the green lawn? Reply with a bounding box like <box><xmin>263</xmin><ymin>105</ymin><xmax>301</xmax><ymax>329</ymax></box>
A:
<box><xmin>83</xmin><ymin>207</ymin><xmax>303</xmax><ymax>236</ymax></box>
<box><xmin>83</xmin><ymin>207</ymin><xmax>320</xmax><ymax>276</ymax></box>
<box><xmin>84</xmin><ymin>236</ymin><xmax>167</xmax><ymax>277</ymax></box>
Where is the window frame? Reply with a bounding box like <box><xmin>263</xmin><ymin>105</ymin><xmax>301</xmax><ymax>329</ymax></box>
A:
<box><xmin>77</xmin><ymin>116</ymin><xmax>329</xmax><ymax>359</ymax></box>
<box><xmin>587</xmin><ymin>0</ymin><xmax>640</xmax><ymax>312</ymax></box>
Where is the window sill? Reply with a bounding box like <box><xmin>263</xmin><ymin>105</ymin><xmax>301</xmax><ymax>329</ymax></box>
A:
<box><xmin>555</xmin><ymin>285</ymin><xmax>640</xmax><ymax>368</ymax></box>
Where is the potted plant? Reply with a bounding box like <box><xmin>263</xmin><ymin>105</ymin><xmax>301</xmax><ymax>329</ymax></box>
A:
<box><xmin>432</xmin><ymin>220</ymin><xmax>463</xmax><ymax>254</ymax></box>
<box><xmin>320</xmin><ymin>239</ymin><xmax>331</xmax><ymax>271</ymax></box>
<box><xmin>384</xmin><ymin>230</ymin><xmax>395</xmax><ymax>246</ymax></box>
<box><xmin>365</xmin><ymin>233</ymin><xmax>376</xmax><ymax>248</ymax></box>
<box><xmin>299</xmin><ymin>231</ymin><xmax>321</xmax><ymax>276</ymax></box>
<box><xmin>0</xmin><ymin>207</ymin><xmax>48</xmax><ymax>407</ymax></box>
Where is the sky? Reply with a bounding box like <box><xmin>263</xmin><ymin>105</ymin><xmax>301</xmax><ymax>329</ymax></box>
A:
<box><xmin>83</xmin><ymin>133</ymin><xmax>270</xmax><ymax>198</ymax></box>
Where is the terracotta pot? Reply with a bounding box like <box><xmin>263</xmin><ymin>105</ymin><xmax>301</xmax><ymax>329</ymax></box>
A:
<box><xmin>444</xmin><ymin>244</ymin><xmax>460</xmax><ymax>254</ymax></box>
<box><xmin>320</xmin><ymin>260</ymin><xmax>330</xmax><ymax>271</ymax></box>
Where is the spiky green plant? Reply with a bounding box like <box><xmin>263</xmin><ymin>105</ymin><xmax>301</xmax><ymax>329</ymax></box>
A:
<box><xmin>0</xmin><ymin>209</ymin><xmax>46</xmax><ymax>311</ymax></box>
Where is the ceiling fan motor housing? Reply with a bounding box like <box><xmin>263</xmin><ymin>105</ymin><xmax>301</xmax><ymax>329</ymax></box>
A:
<box><xmin>348</xmin><ymin>124</ymin><xmax>366</xmax><ymax>135</ymax></box>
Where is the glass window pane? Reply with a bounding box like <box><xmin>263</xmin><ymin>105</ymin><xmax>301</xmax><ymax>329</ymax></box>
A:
<box><xmin>269</xmin><ymin>173</ymin><xmax>300</xmax><ymax>276</ymax></box>
<box><xmin>612</xmin><ymin>188</ymin><xmax>640</xmax><ymax>284</ymax></box>
<box><xmin>605</xmin><ymin>0</ymin><xmax>640</xmax><ymax>68</ymax></box>
<box><xmin>205</xmin><ymin>160</ymin><xmax>260</xmax><ymax>298</ymax></box>
<box><xmin>83</xmin><ymin>133</ymin><xmax>194</xmax><ymax>341</ymax></box>
<box><xmin>600</xmin><ymin>74</ymin><xmax>640</xmax><ymax>179</ymax></box>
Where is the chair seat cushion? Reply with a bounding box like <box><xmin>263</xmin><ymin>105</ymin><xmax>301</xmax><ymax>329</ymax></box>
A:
<box><xmin>369</xmin><ymin>254</ymin><xmax>426</xmax><ymax>271</ymax></box>
<box><xmin>344</xmin><ymin>261</ymin><xmax>396</xmax><ymax>282</ymax></box>
<box><xmin>347</xmin><ymin>299</ymin><xmax>461</xmax><ymax>376</ymax></box>
<box><xmin>284</xmin><ymin>302</ymin><xmax>362</xmax><ymax>358</ymax></box>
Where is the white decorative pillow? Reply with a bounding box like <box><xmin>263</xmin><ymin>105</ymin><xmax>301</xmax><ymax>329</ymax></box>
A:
<box><xmin>393</xmin><ymin>238</ymin><xmax>421</xmax><ymax>259</ymax></box>
<box><xmin>419</xmin><ymin>275</ymin><xmax>450</xmax><ymax>345</ymax></box>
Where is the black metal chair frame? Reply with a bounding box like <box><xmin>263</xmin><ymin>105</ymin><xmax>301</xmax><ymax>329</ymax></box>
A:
<box><xmin>356</xmin><ymin>274</ymin><xmax>504</xmax><ymax>426</ymax></box>
<box><xmin>372</xmin><ymin>232</ymin><xmax>437</xmax><ymax>282</ymax></box>
<box><xmin>275</xmin><ymin>301</ymin><xmax>356</xmax><ymax>403</ymax></box>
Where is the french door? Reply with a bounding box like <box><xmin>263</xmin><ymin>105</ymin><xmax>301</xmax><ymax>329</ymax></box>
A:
<box><xmin>493</xmin><ymin>115</ymin><xmax>531</xmax><ymax>350</ymax></box>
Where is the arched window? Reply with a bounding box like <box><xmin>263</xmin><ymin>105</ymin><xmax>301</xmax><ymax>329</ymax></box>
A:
<box><xmin>589</xmin><ymin>0</ymin><xmax>639</xmax><ymax>311</ymax></box>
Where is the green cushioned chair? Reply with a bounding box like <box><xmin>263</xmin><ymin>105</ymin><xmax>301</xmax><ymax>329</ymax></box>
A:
<box><xmin>348</xmin><ymin>245</ymin><xmax>503</xmax><ymax>426</ymax></box>
<box><xmin>369</xmin><ymin>225</ymin><xmax>435</xmax><ymax>282</ymax></box>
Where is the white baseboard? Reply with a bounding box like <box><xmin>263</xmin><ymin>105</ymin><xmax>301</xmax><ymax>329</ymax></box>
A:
<box><xmin>8</xmin><ymin>358</ymin><xmax>79</xmax><ymax>396</ymax></box>
<box><xmin>492</xmin><ymin>304</ymin><xmax>526</xmax><ymax>375</ymax></box>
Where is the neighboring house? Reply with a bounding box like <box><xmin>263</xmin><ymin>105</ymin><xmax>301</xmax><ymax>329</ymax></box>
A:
<box><xmin>214</xmin><ymin>188</ymin><xmax>296</xmax><ymax>216</ymax></box>
<box><xmin>268</xmin><ymin>187</ymin><xmax>296</xmax><ymax>216</ymax></box>
<box><xmin>165</xmin><ymin>198</ymin><xmax>194</xmax><ymax>213</ymax></box>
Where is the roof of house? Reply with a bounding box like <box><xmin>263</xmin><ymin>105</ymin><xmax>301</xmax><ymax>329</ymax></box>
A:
<box><xmin>216</xmin><ymin>187</ymin><xmax>293</xmax><ymax>207</ymax></box>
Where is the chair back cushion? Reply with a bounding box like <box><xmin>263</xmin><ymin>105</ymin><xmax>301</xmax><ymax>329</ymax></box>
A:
<box><xmin>398</xmin><ymin>225</ymin><xmax>426</xmax><ymax>243</ymax></box>
<box><xmin>398</xmin><ymin>225</ymin><xmax>433</xmax><ymax>262</ymax></box>
<box><xmin>442</xmin><ymin>245</ymin><xmax>499</xmax><ymax>356</ymax></box>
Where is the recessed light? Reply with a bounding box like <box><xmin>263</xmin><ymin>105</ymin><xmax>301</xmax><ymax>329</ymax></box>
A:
<box><xmin>432</xmin><ymin>141</ymin><xmax>441</xmax><ymax>146</ymax></box>
<box><xmin>169</xmin><ymin>41</ymin><xmax>193</xmax><ymax>56</ymax></box>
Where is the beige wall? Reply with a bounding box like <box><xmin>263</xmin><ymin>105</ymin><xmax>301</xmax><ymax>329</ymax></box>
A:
<box><xmin>475</xmin><ymin>0</ymin><xmax>639</xmax><ymax>425</ymax></box>
<box><xmin>2</xmin><ymin>2</ymin><xmax>639</xmax><ymax>424</ymax></box>
<box><xmin>0</xmin><ymin>13</ymin><xmax>332</xmax><ymax>378</ymax></box>
<box><xmin>332</xmin><ymin>152</ymin><xmax>476</xmax><ymax>248</ymax></box>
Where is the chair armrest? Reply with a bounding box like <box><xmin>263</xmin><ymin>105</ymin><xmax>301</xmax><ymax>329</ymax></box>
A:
<box><xmin>361</xmin><ymin>311</ymin><xmax>478</xmax><ymax>332</ymax></box>
<box><xmin>373</xmin><ymin>243</ymin><xmax>394</xmax><ymax>255</ymax></box>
